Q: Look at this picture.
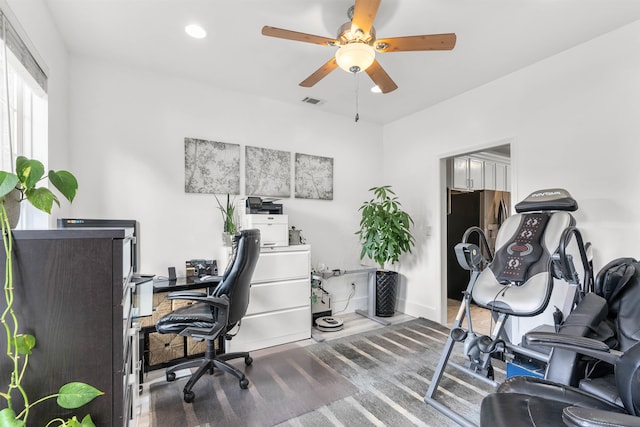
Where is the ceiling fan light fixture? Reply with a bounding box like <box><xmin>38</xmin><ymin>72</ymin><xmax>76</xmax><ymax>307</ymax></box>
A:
<box><xmin>185</xmin><ymin>24</ymin><xmax>207</xmax><ymax>39</ymax></box>
<box><xmin>335</xmin><ymin>43</ymin><xmax>375</xmax><ymax>73</ymax></box>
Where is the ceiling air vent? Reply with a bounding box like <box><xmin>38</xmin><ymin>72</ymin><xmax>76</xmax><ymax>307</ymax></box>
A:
<box><xmin>301</xmin><ymin>96</ymin><xmax>324</xmax><ymax>105</ymax></box>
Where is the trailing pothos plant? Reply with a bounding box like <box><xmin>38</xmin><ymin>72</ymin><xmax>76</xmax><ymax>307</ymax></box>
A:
<box><xmin>0</xmin><ymin>157</ymin><xmax>103</xmax><ymax>427</ymax></box>
<box><xmin>356</xmin><ymin>185</ymin><xmax>415</xmax><ymax>269</ymax></box>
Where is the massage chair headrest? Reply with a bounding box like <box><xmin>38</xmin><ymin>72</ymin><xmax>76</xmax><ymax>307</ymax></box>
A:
<box><xmin>515</xmin><ymin>188</ymin><xmax>578</xmax><ymax>213</ymax></box>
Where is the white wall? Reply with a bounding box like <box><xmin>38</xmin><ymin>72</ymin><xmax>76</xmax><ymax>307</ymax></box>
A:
<box><xmin>64</xmin><ymin>57</ymin><xmax>382</xmax><ymax>309</ymax></box>
<box><xmin>384</xmin><ymin>20</ymin><xmax>640</xmax><ymax>324</ymax></box>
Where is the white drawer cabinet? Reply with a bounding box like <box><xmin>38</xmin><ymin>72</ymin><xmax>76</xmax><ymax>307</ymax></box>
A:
<box><xmin>228</xmin><ymin>245</ymin><xmax>311</xmax><ymax>352</ymax></box>
<box><xmin>246</xmin><ymin>278</ymin><xmax>309</xmax><ymax>315</ymax></box>
<box><xmin>252</xmin><ymin>250</ymin><xmax>311</xmax><ymax>282</ymax></box>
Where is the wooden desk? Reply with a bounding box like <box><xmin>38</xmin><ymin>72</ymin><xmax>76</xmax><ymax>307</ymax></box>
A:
<box><xmin>153</xmin><ymin>275</ymin><xmax>222</xmax><ymax>292</ymax></box>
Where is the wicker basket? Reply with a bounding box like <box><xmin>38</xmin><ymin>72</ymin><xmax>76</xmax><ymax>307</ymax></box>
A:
<box><xmin>187</xmin><ymin>338</ymin><xmax>208</xmax><ymax>356</ymax></box>
<box><xmin>147</xmin><ymin>332</ymin><xmax>184</xmax><ymax>366</ymax></box>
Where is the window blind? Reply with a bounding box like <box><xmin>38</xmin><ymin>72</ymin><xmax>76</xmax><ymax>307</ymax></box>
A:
<box><xmin>0</xmin><ymin>9</ymin><xmax>47</xmax><ymax>93</ymax></box>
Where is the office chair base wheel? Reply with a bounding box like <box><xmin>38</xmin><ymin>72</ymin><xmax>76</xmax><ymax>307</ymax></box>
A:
<box><xmin>166</xmin><ymin>372</ymin><xmax>176</xmax><ymax>382</ymax></box>
<box><xmin>239</xmin><ymin>378</ymin><xmax>249</xmax><ymax>389</ymax></box>
<box><xmin>245</xmin><ymin>356</ymin><xmax>253</xmax><ymax>366</ymax></box>
<box><xmin>183</xmin><ymin>390</ymin><xmax>195</xmax><ymax>403</ymax></box>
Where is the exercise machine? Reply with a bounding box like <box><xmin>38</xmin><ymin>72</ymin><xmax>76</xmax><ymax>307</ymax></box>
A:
<box><xmin>424</xmin><ymin>188</ymin><xmax>593</xmax><ymax>426</ymax></box>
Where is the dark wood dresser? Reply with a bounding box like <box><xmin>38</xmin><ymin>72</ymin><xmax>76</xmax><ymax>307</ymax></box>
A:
<box><xmin>0</xmin><ymin>228</ymin><xmax>139</xmax><ymax>426</ymax></box>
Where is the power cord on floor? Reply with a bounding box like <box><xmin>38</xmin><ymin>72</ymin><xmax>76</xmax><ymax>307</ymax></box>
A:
<box><xmin>333</xmin><ymin>283</ymin><xmax>356</xmax><ymax>315</ymax></box>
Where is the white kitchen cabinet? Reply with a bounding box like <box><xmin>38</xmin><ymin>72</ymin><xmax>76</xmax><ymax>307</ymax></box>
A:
<box><xmin>227</xmin><ymin>245</ymin><xmax>311</xmax><ymax>352</ymax></box>
<box><xmin>451</xmin><ymin>153</ymin><xmax>511</xmax><ymax>192</ymax></box>
<box><xmin>496</xmin><ymin>162</ymin><xmax>508</xmax><ymax>191</ymax></box>
<box><xmin>484</xmin><ymin>160</ymin><xmax>497</xmax><ymax>190</ymax></box>
<box><xmin>451</xmin><ymin>156</ymin><xmax>484</xmax><ymax>191</ymax></box>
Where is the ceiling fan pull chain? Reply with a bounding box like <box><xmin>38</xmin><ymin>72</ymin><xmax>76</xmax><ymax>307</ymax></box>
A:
<box><xmin>354</xmin><ymin>71</ymin><xmax>360</xmax><ymax>123</ymax></box>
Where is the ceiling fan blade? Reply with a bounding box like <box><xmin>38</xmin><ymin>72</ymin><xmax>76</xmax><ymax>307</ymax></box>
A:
<box><xmin>261</xmin><ymin>26</ymin><xmax>337</xmax><ymax>46</ymax></box>
<box><xmin>351</xmin><ymin>0</ymin><xmax>381</xmax><ymax>36</ymax></box>
<box><xmin>375</xmin><ymin>33</ymin><xmax>457</xmax><ymax>52</ymax></box>
<box><xmin>365</xmin><ymin>59</ymin><xmax>398</xmax><ymax>94</ymax></box>
<box><xmin>299</xmin><ymin>58</ymin><xmax>339</xmax><ymax>87</ymax></box>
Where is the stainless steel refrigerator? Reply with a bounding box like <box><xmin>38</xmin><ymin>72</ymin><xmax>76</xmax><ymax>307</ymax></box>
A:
<box><xmin>447</xmin><ymin>189</ymin><xmax>511</xmax><ymax>300</ymax></box>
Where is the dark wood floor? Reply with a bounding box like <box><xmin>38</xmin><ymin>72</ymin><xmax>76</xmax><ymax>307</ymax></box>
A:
<box><xmin>137</xmin><ymin>311</ymin><xmax>415</xmax><ymax>425</ymax></box>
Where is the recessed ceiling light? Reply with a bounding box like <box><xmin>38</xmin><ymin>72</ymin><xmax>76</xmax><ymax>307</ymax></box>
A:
<box><xmin>371</xmin><ymin>85</ymin><xmax>382</xmax><ymax>94</ymax></box>
<box><xmin>185</xmin><ymin>24</ymin><xmax>207</xmax><ymax>39</ymax></box>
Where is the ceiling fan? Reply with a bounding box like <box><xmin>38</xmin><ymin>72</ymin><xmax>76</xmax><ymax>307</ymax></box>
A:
<box><xmin>261</xmin><ymin>0</ymin><xmax>456</xmax><ymax>94</ymax></box>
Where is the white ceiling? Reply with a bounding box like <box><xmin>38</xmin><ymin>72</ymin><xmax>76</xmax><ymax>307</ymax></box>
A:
<box><xmin>43</xmin><ymin>0</ymin><xmax>640</xmax><ymax>125</ymax></box>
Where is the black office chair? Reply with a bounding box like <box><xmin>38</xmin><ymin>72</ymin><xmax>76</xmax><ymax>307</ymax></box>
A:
<box><xmin>156</xmin><ymin>229</ymin><xmax>261</xmax><ymax>403</ymax></box>
<box><xmin>479</xmin><ymin>333</ymin><xmax>640</xmax><ymax>426</ymax></box>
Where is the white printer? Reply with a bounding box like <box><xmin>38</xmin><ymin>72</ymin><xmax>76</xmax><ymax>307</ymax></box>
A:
<box><xmin>237</xmin><ymin>197</ymin><xmax>288</xmax><ymax>247</ymax></box>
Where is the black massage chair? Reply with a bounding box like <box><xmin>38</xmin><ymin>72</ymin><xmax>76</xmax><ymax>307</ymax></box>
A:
<box><xmin>480</xmin><ymin>333</ymin><xmax>640</xmax><ymax>426</ymax></box>
<box><xmin>479</xmin><ymin>258</ymin><xmax>640</xmax><ymax>426</ymax></box>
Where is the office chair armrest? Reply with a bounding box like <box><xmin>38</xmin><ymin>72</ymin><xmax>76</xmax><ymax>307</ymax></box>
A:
<box><xmin>167</xmin><ymin>294</ymin><xmax>231</xmax><ymax>311</ymax></box>
<box><xmin>166</xmin><ymin>290</ymin><xmax>208</xmax><ymax>299</ymax></box>
<box><xmin>525</xmin><ymin>332</ymin><xmax>622</xmax><ymax>365</ymax></box>
<box><xmin>562</xmin><ymin>406</ymin><xmax>640</xmax><ymax>427</ymax></box>
<box><xmin>180</xmin><ymin>295</ymin><xmax>230</xmax><ymax>340</ymax></box>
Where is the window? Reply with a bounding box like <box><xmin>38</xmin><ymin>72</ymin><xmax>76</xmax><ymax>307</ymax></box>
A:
<box><xmin>0</xmin><ymin>8</ymin><xmax>49</xmax><ymax>229</ymax></box>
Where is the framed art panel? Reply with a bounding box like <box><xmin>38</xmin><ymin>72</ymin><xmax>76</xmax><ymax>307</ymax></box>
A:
<box><xmin>295</xmin><ymin>153</ymin><xmax>333</xmax><ymax>200</ymax></box>
<box><xmin>245</xmin><ymin>146</ymin><xmax>291</xmax><ymax>197</ymax></box>
<box><xmin>184</xmin><ymin>138</ymin><xmax>240</xmax><ymax>194</ymax></box>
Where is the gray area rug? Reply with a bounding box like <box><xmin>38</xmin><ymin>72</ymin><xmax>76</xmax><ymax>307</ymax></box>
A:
<box><xmin>151</xmin><ymin>318</ymin><xmax>502</xmax><ymax>426</ymax></box>
<box><xmin>150</xmin><ymin>344</ymin><xmax>358</xmax><ymax>427</ymax></box>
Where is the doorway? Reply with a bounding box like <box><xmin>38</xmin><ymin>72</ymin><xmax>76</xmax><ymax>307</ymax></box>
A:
<box><xmin>442</xmin><ymin>143</ymin><xmax>512</xmax><ymax>324</ymax></box>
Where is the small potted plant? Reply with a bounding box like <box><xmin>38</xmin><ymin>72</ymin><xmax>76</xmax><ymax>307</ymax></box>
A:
<box><xmin>356</xmin><ymin>185</ymin><xmax>415</xmax><ymax>317</ymax></box>
<box><xmin>215</xmin><ymin>193</ymin><xmax>237</xmax><ymax>245</ymax></box>
<box><xmin>0</xmin><ymin>156</ymin><xmax>102</xmax><ymax>426</ymax></box>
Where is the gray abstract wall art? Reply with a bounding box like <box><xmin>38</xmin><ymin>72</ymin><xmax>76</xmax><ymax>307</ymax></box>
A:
<box><xmin>245</xmin><ymin>146</ymin><xmax>291</xmax><ymax>197</ymax></box>
<box><xmin>295</xmin><ymin>153</ymin><xmax>334</xmax><ymax>200</ymax></box>
<box><xmin>184</xmin><ymin>138</ymin><xmax>240</xmax><ymax>194</ymax></box>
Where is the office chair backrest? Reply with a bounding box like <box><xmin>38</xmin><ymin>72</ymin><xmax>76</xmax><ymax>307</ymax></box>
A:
<box><xmin>213</xmin><ymin>229</ymin><xmax>261</xmax><ymax>326</ymax></box>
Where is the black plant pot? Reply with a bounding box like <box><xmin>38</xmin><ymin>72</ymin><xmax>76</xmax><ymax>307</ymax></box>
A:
<box><xmin>375</xmin><ymin>270</ymin><xmax>398</xmax><ymax>317</ymax></box>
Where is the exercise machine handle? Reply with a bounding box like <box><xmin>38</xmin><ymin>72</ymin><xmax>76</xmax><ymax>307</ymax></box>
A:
<box><xmin>461</xmin><ymin>226</ymin><xmax>494</xmax><ymax>264</ymax></box>
<box><xmin>556</xmin><ymin>226</ymin><xmax>594</xmax><ymax>294</ymax></box>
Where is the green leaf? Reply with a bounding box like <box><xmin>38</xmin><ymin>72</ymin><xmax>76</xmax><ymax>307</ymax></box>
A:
<box><xmin>78</xmin><ymin>414</ymin><xmax>96</xmax><ymax>427</ymax></box>
<box><xmin>0</xmin><ymin>172</ymin><xmax>19</xmax><ymax>199</ymax></box>
<box><xmin>57</xmin><ymin>415</ymin><xmax>95</xmax><ymax>427</ymax></box>
<box><xmin>0</xmin><ymin>407</ymin><xmax>24</xmax><ymax>427</ymax></box>
<box><xmin>24</xmin><ymin>187</ymin><xmax>57</xmax><ymax>214</ymax></box>
<box><xmin>16</xmin><ymin>156</ymin><xmax>45</xmax><ymax>190</ymax></box>
<box><xmin>48</xmin><ymin>171</ymin><xmax>78</xmax><ymax>203</ymax></box>
<box><xmin>62</xmin><ymin>416</ymin><xmax>81</xmax><ymax>427</ymax></box>
<box><xmin>15</xmin><ymin>334</ymin><xmax>35</xmax><ymax>355</ymax></box>
<box><xmin>56</xmin><ymin>383</ymin><xmax>104</xmax><ymax>409</ymax></box>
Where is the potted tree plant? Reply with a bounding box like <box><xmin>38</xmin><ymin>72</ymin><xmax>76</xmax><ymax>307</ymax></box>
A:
<box><xmin>0</xmin><ymin>156</ymin><xmax>102</xmax><ymax>426</ymax></box>
<box><xmin>356</xmin><ymin>185</ymin><xmax>415</xmax><ymax>317</ymax></box>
